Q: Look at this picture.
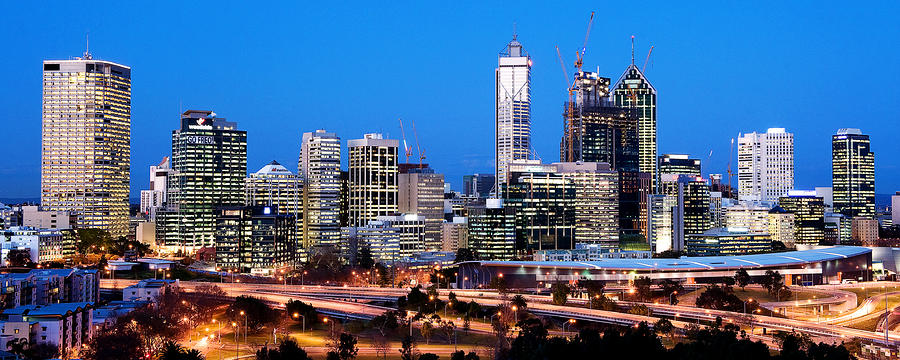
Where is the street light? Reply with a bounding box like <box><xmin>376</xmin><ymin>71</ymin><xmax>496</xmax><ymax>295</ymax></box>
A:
<box><xmin>670</xmin><ymin>291</ymin><xmax>678</xmax><ymax>305</ymax></box>
<box><xmin>511</xmin><ymin>305</ymin><xmax>518</xmax><ymax>323</ymax></box>
<box><xmin>293</xmin><ymin>312</ymin><xmax>305</xmax><ymax>333</ymax></box>
<box><xmin>744</xmin><ymin>298</ymin><xmax>754</xmax><ymax>314</ymax></box>
<box><xmin>240</xmin><ymin>310</ymin><xmax>247</xmax><ymax>344</ymax></box>
<box><xmin>562</xmin><ymin>319</ymin><xmax>576</xmax><ymax>338</ymax></box>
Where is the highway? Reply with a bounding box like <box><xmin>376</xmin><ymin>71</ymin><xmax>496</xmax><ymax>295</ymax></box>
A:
<box><xmin>101</xmin><ymin>279</ymin><xmax>898</xmax><ymax>346</ymax></box>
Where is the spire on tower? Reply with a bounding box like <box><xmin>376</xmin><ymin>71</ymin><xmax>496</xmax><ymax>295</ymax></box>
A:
<box><xmin>631</xmin><ymin>35</ymin><xmax>635</xmax><ymax>65</ymax></box>
<box><xmin>83</xmin><ymin>32</ymin><xmax>92</xmax><ymax>60</ymax></box>
<box><xmin>513</xmin><ymin>22</ymin><xmax>517</xmax><ymax>41</ymax></box>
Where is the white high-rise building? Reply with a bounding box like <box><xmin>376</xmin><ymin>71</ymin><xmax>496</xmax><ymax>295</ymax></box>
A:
<box><xmin>299</xmin><ymin>130</ymin><xmax>342</xmax><ymax>247</ymax></box>
<box><xmin>348</xmin><ymin>133</ymin><xmax>399</xmax><ymax>227</ymax></box>
<box><xmin>738</xmin><ymin>128</ymin><xmax>794</xmax><ymax>202</ymax></box>
<box><xmin>140</xmin><ymin>156</ymin><xmax>172</xmax><ymax>221</ymax></box>
<box><xmin>495</xmin><ymin>34</ymin><xmax>532</xmax><ymax>193</ymax></box>
<box><xmin>41</xmin><ymin>54</ymin><xmax>131</xmax><ymax>238</ymax></box>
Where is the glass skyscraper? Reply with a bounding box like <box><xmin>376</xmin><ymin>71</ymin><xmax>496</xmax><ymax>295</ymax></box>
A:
<box><xmin>613</xmin><ymin>64</ymin><xmax>657</xmax><ymax>189</ymax></box>
<box><xmin>832</xmin><ymin>128</ymin><xmax>875</xmax><ymax>218</ymax></box>
<box><xmin>299</xmin><ymin>130</ymin><xmax>342</xmax><ymax>247</ymax></box>
<box><xmin>41</xmin><ymin>54</ymin><xmax>131</xmax><ymax>238</ymax></box>
<box><xmin>156</xmin><ymin>111</ymin><xmax>247</xmax><ymax>252</ymax></box>
<box><xmin>495</xmin><ymin>35</ymin><xmax>532</xmax><ymax>192</ymax></box>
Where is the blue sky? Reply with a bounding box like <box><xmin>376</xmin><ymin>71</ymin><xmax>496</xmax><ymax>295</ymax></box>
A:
<box><xmin>1</xmin><ymin>1</ymin><xmax>898</xmax><ymax>199</ymax></box>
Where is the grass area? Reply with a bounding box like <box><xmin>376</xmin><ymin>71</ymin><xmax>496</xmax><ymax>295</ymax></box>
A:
<box><xmin>676</xmin><ymin>286</ymin><xmax>818</xmax><ymax>306</ymax></box>
<box><xmin>848</xmin><ymin>315</ymin><xmax>882</xmax><ymax>331</ymax></box>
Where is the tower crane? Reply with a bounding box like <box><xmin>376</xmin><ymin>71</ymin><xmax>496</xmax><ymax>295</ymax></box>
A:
<box><xmin>560</xmin><ymin>12</ymin><xmax>595</xmax><ymax>162</ymax></box>
<box><xmin>411</xmin><ymin>119</ymin><xmax>425</xmax><ymax>166</ymax></box>
<box><xmin>398</xmin><ymin>118</ymin><xmax>412</xmax><ymax>163</ymax></box>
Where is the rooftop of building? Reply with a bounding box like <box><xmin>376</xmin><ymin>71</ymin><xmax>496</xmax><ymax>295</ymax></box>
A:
<box><xmin>689</xmin><ymin>227</ymin><xmax>770</xmax><ymax>237</ymax></box>
<box><xmin>459</xmin><ymin>246</ymin><xmax>870</xmax><ymax>272</ymax></box>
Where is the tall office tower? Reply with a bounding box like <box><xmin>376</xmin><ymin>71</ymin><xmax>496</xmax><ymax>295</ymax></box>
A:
<box><xmin>660</xmin><ymin>174</ymin><xmax>711</xmax><ymax>236</ymax></box>
<box><xmin>41</xmin><ymin>54</ymin><xmax>131</xmax><ymax>238</ymax></box>
<box><xmin>709</xmin><ymin>192</ymin><xmax>725</xmax><ymax>228</ymax></box>
<box><xmin>140</xmin><ymin>156</ymin><xmax>172</xmax><ymax>221</ymax></box>
<box><xmin>214</xmin><ymin>205</ymin><xmax>295</xmax><ymax>274</ymax></box>
<box><xmin>646</xmin><ymin>194</ymin><xmax>683</xmax><ymax>253</ymax></box>
<box><xmin>340</xmin><ymin>171</ymin><xmax>349</xmax><ymax>227</ymax></box>
<box><xmin>348</xmin><ymin>133</ymin><xmax>399</xmax><ymax>227</ymax></box>
<box><xmin>156</xmin><ymin>111</ymin><xmax>247</xmax><ymax>252</ymax></box>
<box><xmin>462</xmin><ymin>174</ymin><xmax>495</xmax><ymax>198</ymax></box>
<box><xmin>658</xmin><ymin>154</ymin><xmax>701</xmax><ymax>177</ymax></box>
<box><xmin>832</xmin><ymin>128</ymin><xmax>875</xmax><ymax>218</ymax></box>
<box><xmin>737</xmin><ymin>128</ymin><xmax>794</xmax><ymax>202</ymax></box>
<box><xmin>399</xmin><ymin>167</ymin><xmax>445</xmax><ymax>250</ymax></box>
<box><xmin>245</xmin><ymin>161</ymin><xmax>303</xmax><ymax>253</ymax></box>
<box><xmin>299</xmin><ymin>130</ymin><xmax>342</xmax><ymax>247</ymax></box>
<box><xmin>495</xmin><ymin>34</ymin><xmax>532</xmax><ymax>191</ymax></box>
<box><xmin>779</xmin><ymin>191</ymin><xmax>825</xmax><ymax>246</ymax></box>
<box><xmin>613</xmin><ymin>62</ymin><xmax>657</xmax><ymax>189</ymax></box>
<box><xmin>555</xmin><ymin>162</ymin><xmax>619</xmax><ymax>249</ymax></box>
<box><xmin>467</xmin><ymin>199</ymin><xmax>516</xmax><ymax>260</ymax></box>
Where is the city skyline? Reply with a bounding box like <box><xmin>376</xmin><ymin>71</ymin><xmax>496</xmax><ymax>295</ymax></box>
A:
<box><xmin>2</xmin><ymin>2</ymin><xmax>900</xmax><ymax>200</ymax></box>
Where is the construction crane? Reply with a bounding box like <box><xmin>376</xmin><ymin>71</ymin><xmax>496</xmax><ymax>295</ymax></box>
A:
<box><xmin>726</xmin><ymin>135</ymin><xmax>740</xmax><ymax>197</ymax></box>
<box><xmin>411</xmin><ymin>119</ymin><xmax>425</xmax><ymax>166</ymax></box>
<box><xmin>398</xmin><ymin>118</ymin><xmax>412</xmax><ymax>163</ymax></box>
<box><xmin>559</xmin><ymin>11</ymin><xmax>595</xmax><ymax>162</ymax></box>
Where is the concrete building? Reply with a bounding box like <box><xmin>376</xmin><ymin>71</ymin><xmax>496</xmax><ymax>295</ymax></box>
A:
<box><xmin>139</xmin><ymin>156</ymin><xmax>172</xmax><ymax>221</ymax></box>
<box><xmin>660</xmin><ymin>174</ymin><xmax>710</xmax><ymax>237</ymax></box>
<box><xmin>832</xmin><ymin>128</ymin><xmax>875</xmax><ymax>218</ymax></box>
<box><xmin>556</xmin><ymin>162</ymin><xmax>619</xmax><ymax>249</ymax></box>
<box><xmin>348</xmin><ymin>133</ymin><xmax>399</xmax><ymax>227</ymax></box>
<box><xmin>816</xmin><ymin>187</ymin><xmax>834</xmax><ymax>210</ymax></box>
<box><xmin>495</xmin><ymin>34</ymin><xmax>532</xmax><ymax>190</ymax></box>
<box><xmin>767</xmin><ymin>207</ymin><xmax>796</xmax><ymax>247</ymax></box>
<box><xmin>825</xmin><ymin>212</ymin><xmax>852</xmax><ymax>245</ymax></box>
<box><xmin>0</xmin><ymin>269</ymin><xmax>99</xmax><ymax>309</ymax></box>
<box><xmin>20</xmin><ymin>206</ymin><xmax>73</xmax><ymax>230</ymax></box>
<box><xmin>738</xmin><ymin>128</ymin><xmax>794</xmax><ymax>202</ymax></box>
<box><xmin>686</xmin><ymin>228</ymin><xmax>772</xmax><ymax>256</ymax></box>
<box><xmin>299</xmin><ymin>130</ymin><xmax>342</xmax><ymax>248</ymax></box>
<box><xmin>399</xmin><ymin>167</ymin><xmax>445</xmax><ymax>251</ymax></box>
<box><xmin>779</xmin><ymin>191</ymin><xmax>826</xmax><ymax>246</ymax></box>
<box><xmin>245</xmin><ymin>161</ymin><xmax>303</xmax><ymax>251</ymax></box>
<box><xmin>41</xmin><ymin>55</ymin><xmax>131</xmax><ymax>238</ymax></box>
<box><xmin>441</xmin><ymin>217</ymin><xmax>468</xmax><ymax>252</ymax></box>
<box><xmin>214</xmin><ymin>206</ymin><xmax>296</xmax><ymax>275</ymax></box>
<box><xmin>724</xmin><ymin>203</ymin><xmax>771</xmax><ymax>234</ymax></box>
<box><xmin>851</xmin><ymin>217</ymin><xmax>879</xmax><ymax>246</ymax></box>
<box><xmin>0</xmin><ymin>302</ymin><xmax>94</xmax><ymax>357</ymax></box>
<box><xmin>646</xmin><ymin>194</ymin><xmax>682</xmax><ymax>253</ymax></box>
<box><xmin>156</xmin><ymin>111</ymin><xmax>247</xmax><ymax>253</ymax></box>
<box><xmin>123</xmin><ymin>279</ymin><xmax>175</xmax><ymax>302</ymax></box>
<box><xmin>533</xmin><ymin>243</ymin><xmax>651</xmax><ymax>261</ymax></box>
<box><xmin>1</xmin><ymin>227</ymin><xmax>76</xmax><ymax>263</ymax></box>
<box><xmin>467</xmin><ymin>199</ymin><xmax>516</xmax><ymax>260</ymax></box>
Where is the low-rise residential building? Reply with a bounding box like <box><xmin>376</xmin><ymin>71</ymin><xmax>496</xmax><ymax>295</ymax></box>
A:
<box><xmin>852</xmin><ymin>217</ymin><xmax>880</xmax><ymax>246</ymax></box>
<box><xmin>123</xmin><ymin>279</ymin><xmax>176</xmax><ymax>302</ymax></box>
<box><xmin>0</xmin><ymin>302</ymin><xmax>94</xmax><ymax>357</ymax></box>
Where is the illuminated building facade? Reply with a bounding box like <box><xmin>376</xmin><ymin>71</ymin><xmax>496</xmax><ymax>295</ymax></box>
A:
<box><xmin>299</xmin><ymin>130</ymin><xmax>342</xmax><ymax>247</ymax></box>
<box><xmin>348</xmin><ymin>133</ymin><xmax>399</xmax><ymax>227</ymax></box>
<box><xmin>613</xmin><ymin>64</ymin><xmax>657</xmax><ymax>189</ymax></box>
<box><xmin>832</xmin><ymin>128</ymin><xmax>875</xmax><ymax>218</ymax></box>
<box><xmin>658</xmin><ymin>154</ymin><xmax>701</xmax><ymax>177</ymax></box>
<box><xmin>245</xmin><ymin>161</ymin><xmax>303</xmax><ymax>253</ymax></box>
<box><xmin>467</xmin><ymin>199</ymin><xmax>516</xmax><ymax>261</ymax></box>
<box><xmin>41</xmin><ymin>55</ymin><xmax>131</xmax><ymax>238</ymax></box>
<box><xmin>738</xmin><ymin>128</ymin><xmax>794</xmax><ymax>202</ymax></box>
<box><xmin>685</xmin><ymin>228</ymin><xmax>772</xmax><ymax>256</ymax></box>
<box><xmin>156</xmin><ymin>111</ymin><xmax>247</xmax><ymax>252</ymax></box>
<box><xmin>214</xmin><ymin>205</ymin><xmax>295</xmax><ymax>275</ymax></box>
<box><xmin>779</xmin><ymin>191</ymin><xmax>825</xmax><ymax>246</ymax></box>
<box><xmin>399</xmin><ymin>167</ymin><xmax>445</xmax><ymax>250</ymax></box>
<box><xmin>496</xmin><ymin>35</ymin><xmax>532</xmax><ymax>190</ymax></box>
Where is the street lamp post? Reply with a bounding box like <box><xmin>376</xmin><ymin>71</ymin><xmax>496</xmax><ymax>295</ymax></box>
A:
<box><xmin>670</xmin><ymin>291</ymin><xmax>678</xmax><ymax>305</ymax></box>
<box><xmin>511</xmin><ymin>306</ymin><xmax>518</xmax><ymax>324</ymax></box>
<box><xmin>293</xmin><ymin>312</ymin><xmax>306</xmax><ymax>333</ymax></box>
<box><xmin>240</xmin><ymin>310</ymin><xmax>247</xmax><ymax>344</ymax></box>
<box><xmin>562</xmin><ymin>319</ymin><xmax>575</xmax><ymax>338</ymax></box>
<box><xmin>744</xmin><ymin>298</ymin><xmax>753</xmax><ymax>314</ymax></box>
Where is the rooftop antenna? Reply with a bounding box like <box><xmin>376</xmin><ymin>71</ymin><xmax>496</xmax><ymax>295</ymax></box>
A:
<box><xmin>631</xmin><ymin>35</ymin><xmax>635</xmax><ymax>65</ymax></box>
<box><xmin>83</xmin><ymin>32</ymin><xmax>92</xmax><ymax>60</ymax></box>
<box><xmin>513</xmin><ymin>22</ymin><xmax>517</xmax><ymax>40</ymax></box>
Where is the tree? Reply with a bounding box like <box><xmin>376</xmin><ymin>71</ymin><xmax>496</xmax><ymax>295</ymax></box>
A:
<box><xmin>160</xmin><ymin>341</ymin><xmax>205</xmax><ymax>360</ymax></box>
<box><xmin>653</xmin><ymin>250</ymin><xmax>682</xmax><ymax>258</ymax></box>
<box><xmin>454</xmin><ymin>248</ymin><xmax>477</xmax><ymax>262</ymax></box>
<box><xmin>357</xmin><ymin>247</ymin><xmax>375</xmax><ymax>269</ymax></box>
<box><xmin>372</xmin><ymin>334</ymin><xmax>390</xmax><ymax>360</ymax></box>
<box><xmin>510</xmin><ymin>294</ymin><xmax>527</xmax><ymax>312</ymax></box>
<box><xmin>227</xmin><ymin>296</ymin><xmax>277</xmax><ymax>332</ymax></box>
<box><xmin>327</xmin><ymin>332</ymin><xmax>358</xmax><ymax>360</ymax></box>
<box><xmin>634</xmin><ymin>276</ymin><xmax>653</xmax><ymax>302</ymax></box>
<box><xmin>760</xmin><ymin>270</ymin><xmax>787</xmax><ymax>300</ymax></box>
<box><xmin>450</xmin><ymin>351</ymin><xmax>480</xmax><ymax>360</ymax></box>
<box><xmin>734</xmin><ymin>269</ymin><xmax>751</xmax><ymax>291</ymax></box>
<box><xmin>76</xmin><ymin>228</ymin><xmax>114</xmax><ymax>254</ymax></box>
<box><xmin>6</xmin><ymin>249</ymin><xmax>34</xmax><ymax>267</ymax></box>
<box><xmin>371</xmin><ymin>310</ymin><xmax>401</xmax><ymax>336</ymax></box>
<box><xmin>722</xmin><ymin>276</ymin><xmax>736</xmax><ymax>288</ymax></box>
<box><xmin>399</xmin><ymin>335</ymin><xmax>419</xmax><ymax>360</ymax></box>
<box><xmin>590</xmin><ymin>295</ymin><xmax>619</xmax><ymax>311</ymax></box>
<box><xmin>421</xmin><ymin>320</ymin><xmax>435</xmax><ymax>344</ymax></box>
<box><xmin>81</xmin><ymin>327</ymin><xmax>145</xmax><ymax>360</ymax></box>
<box><xmin>659</xmin><ymin>279</ymin><xmax>684</xmax><ymax>305</ymax></box>
<box><xmin>489</xmin><ymin>276</ymin><xmax>509</xmax><ymax>297</ymax></box>
<box><xmin>419</xmin><ymin>353</ymin><xmax>440</xmax><ymax>360</ymax></box>
<box><xmin>695</xmin><ymin>284</ymin><xmax>745</xmax><ymax>312</ymax></box>
<box><xmin>654</xmin><ymin>318</ymin><xmax>674</xmax><ymax>341</ymax></box>
<box><xmin>628</xmin><ymin>304</ymin><xmax>651</xmax><ymax>316</ymax></box>
<box><xmin>286</xmin><ymin>299</ymin><xmax>318</xmax><ymax>326</ymax></box>
<box><xmin>551</xmin><ymin>283</ymin><xmax>570</xmax><ymax>305</ymax></box>
<box><xmin>256</xmin><ymin>338</ymin><xmax>312</xmax><ymax>360</ymax></box>
<box><xmin>580</xmin><ymin>280</ymin><xmax>605</xmax><ymax>298</ymax></box>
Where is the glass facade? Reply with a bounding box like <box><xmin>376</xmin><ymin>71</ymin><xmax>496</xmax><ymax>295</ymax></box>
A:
<box><xmin>215</xmin><ymin>206</ymin><xmax>295</xmax><ymax>274</ymax></box>
<box><xmin>613</xmin><ymin>65</ymin><xmax>657</xmax><ymax>189</ymax></box>
<box><xmin>779</xmin><ymin>194</ymin><xmax>825</xmax><ymax>246</ymax></box>
<box><xmin>496</xmin><ymin>36</ymin><xmax>532</xmax><ymax>189</ymax></box>
<box><xmin>348</xmin><ymin>134</ymin><xmax>399</xmax><ymax>228</ymax></box>
<box><xmin>467</xmin><ymin>203</ymin><xmax>516</xmax><ymax>260</ymax></box>
<box><xmin>299</xmin><ymin>130</ymin><xmax>342</xmax><ymax>248</ymax></box>
<box><xmin>832</xmin><ymin>129</ymin><xmax>875</xmax><ymax>218</ymax></box>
